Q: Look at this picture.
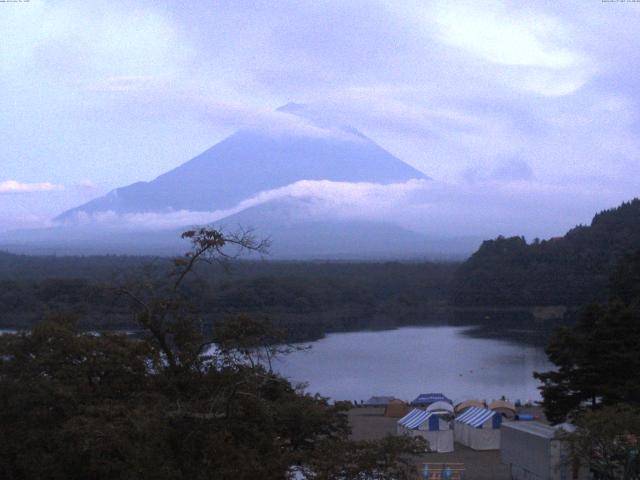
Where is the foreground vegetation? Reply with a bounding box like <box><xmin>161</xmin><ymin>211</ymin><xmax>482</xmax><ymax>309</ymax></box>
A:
<box><xmin>535</xmin><ymin>249</ymin><xmax>640</xmax><ymax>479</ymax></box>
<box><xmin>0</xmin><ymin>229</ymin><xmax>426</xmax><ymax>479</ymax></box>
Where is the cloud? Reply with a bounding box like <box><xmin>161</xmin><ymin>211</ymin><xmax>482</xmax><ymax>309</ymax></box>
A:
<box><xmin>86</xmin><ymin>76</ymin><xmax>156</xmax><ymax>92</ymax></box>
<box><xmin>463</xmin><ymin>159</ymin><xmax>535</xmax><ymax>183</ymax></box>
<box><xmin>432</xmin><ymin>3</ymin><xmax>581</xmax><ymax>70</ymax></box>
<box><xmin>56</xmin><ymin>176</ymin><xmax>629</xmax><ymax>241</ymax></box>
<box><xmin>0</xmin><ymin>180</ymin><xmax>64</xmax><ymax>194</ymax></box>
<box><xmin>2</xmin><ymin>0</ymin><xmax>640</xmax><ymax>240</ymax></box>
<box><xmin>400</xmin><ymin>0</ymin><xmax>593</xmax><ymax>97</ymax></box>
<box><xmin>76</xmin><ymin>180</ymin><xmax>98</xmax><ymax>189</ymax></box>
<box><xmin>179</xmin><ymin>98</ymin><xmax>367</xmax><ymax>143</ymax></box>
<box><xmin>0</xmin><ymin>1</ymin><xmax>191</xmax><ymax>81</ymax></box>
<box><xmin>0</xmin><ymin>213</ymin><xmax>54</xmax><ymax>233</ymax></box>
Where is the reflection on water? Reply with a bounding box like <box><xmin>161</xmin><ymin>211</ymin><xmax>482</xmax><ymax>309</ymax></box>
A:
<box><xmin>274</xmin><ymin>325</ymin><xmax>552</xmax><ymax>403</ymax></box>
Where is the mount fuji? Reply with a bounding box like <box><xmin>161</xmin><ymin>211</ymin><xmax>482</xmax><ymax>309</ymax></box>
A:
<box><xmin>57</xmin><ymin>103</ymin><xmax>427</xmax><ymax>221</ymax></box>
<box><xmin>3</xmin><ymin>105</ymin><xmax>480</xmax><ymax>258</ymax></box>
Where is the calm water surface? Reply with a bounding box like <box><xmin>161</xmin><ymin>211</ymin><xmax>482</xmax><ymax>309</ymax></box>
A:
<box><xmin>274</xmin><ymin>326</ymin><xmax>552</xmax><ymax>404</ymax></box>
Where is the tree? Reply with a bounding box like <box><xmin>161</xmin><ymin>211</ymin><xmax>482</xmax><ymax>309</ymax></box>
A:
<box><xmin>535</xmin><ymin>249</ymin><xmax>640</xmax><ymax>423</ymax></box>
<box><xmin>452</xmin><ymin>198</ymin><xmax>640</xmax><ymax>307</ymax></box>
<box><xmin>302</xmin><ymin>435</ymin><xmax>427</xmax><ymax>480</ymax></box>
<box><xmin>212</xmin><ymin>314</ymin><xmax>307</xmax><ymax>372</ymax></box>
<box><xmin>563</xmin><ymin>405</ymin><xmax>640</xmax><ymax>480</ymax></box>
<box><xmin>0</xmin><ymin>228</ymin><xmax>423</xmax><ymax>479</ymax></box>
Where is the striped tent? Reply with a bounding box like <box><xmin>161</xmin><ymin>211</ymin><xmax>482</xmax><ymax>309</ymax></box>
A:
<box><xmin>397</xmin><ymin>409</ymin><xmax>453</xmax><ymax>453</ymax></box>
<box><xmin>398</xmin><ymin>409</ymin><xmax>438</xmax><ymax>430</ymax></box>
<box><xmin>454</xmin><ymin>407</ymin><xmax>502</xmax><ymax>450</ymax></box>
<box><xmin>456</xmin><ymin>407</ymin><xmax>502</xmax><ymax>428</ymax></box>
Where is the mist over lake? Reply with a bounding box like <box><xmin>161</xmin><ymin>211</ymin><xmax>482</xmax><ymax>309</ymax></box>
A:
<box><xmin>275</xmin><ymin>325</ymin><xmax>552</xmax><ymax>404</ymax></box>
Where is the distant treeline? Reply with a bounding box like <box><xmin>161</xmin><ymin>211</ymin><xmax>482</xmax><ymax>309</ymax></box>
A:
<box><xmin>0</xmin><ymin>253</ymin><xmax>458</xmax><ymax>341</ymax></box>
<box><xmin>451</xmin><ymin>198</ymin><xmax>640</xmax><ymax>306</ymax></box>
<box><xmin>9</xmin><ymin>198</ymin><xmax>637</xmax><ymax>334</ymax></box>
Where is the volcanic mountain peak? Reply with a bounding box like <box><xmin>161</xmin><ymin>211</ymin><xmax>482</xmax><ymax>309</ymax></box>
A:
<box><xmin>56</xmin><ymin>104</ymin><xmax>427</xmax><ymax>222</ymax></box>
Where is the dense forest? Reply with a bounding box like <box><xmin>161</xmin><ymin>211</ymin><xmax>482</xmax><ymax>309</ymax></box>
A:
<box><xmin>451</xmin><ymin>198</ymin><xmax>640</xmax><ymax>306</ymax></box>
<box><xmin>7</xmin><ymin>198</ymin><xmax>639</xmax><ymax>338</ymax></box>
<box><xmin>0</xmin><ymin>251</ymin><xmax>457</xmax><ymax>342</ymax></box>
<box><xmin>0</xmin><ymin>229</ymin><xmax>427</xmax><ymax>479</ymax></box>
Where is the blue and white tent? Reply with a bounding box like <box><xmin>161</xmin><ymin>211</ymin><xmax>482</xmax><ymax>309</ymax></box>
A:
<box><xmin>454</xmin><ymin>407</ymin><xmax>502</xmax><ymax>450</ymax></box>
<box><xmin>397</xmin><ymin>409</ymin><xmax>453</xmax><ymax>453</ymax></box>
<box><xmin>398</xmin><ymin>408</ymin><xmax>439</xmax><ymax>430</ymax></box>
<box><xmin>410</xmin><ymin>393</ymin><xmax>453</xmax><ymax>407</ymax></box>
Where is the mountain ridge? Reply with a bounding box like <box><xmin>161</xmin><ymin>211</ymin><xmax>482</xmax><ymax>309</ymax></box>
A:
<box><xmin>451</xmin><ymin>198</ymin><xmax>640</xmax><ymax>306</ymax></box>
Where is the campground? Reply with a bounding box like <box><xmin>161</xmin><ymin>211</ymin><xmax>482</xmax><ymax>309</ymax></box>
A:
<box><xmin>348</xmin><ymin>406</ymin><xmax>545</xmax><ymax>480</ymax></box>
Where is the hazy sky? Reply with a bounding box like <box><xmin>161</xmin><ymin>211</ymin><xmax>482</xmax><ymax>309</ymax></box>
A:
<box><xmin>1</xmin><ymin>0</ymin><xmax>639</xmax><ymax>237</ymax></box>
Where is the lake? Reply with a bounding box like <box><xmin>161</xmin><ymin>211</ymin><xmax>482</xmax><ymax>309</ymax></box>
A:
<box><xmin>274</xmin><ymin>325</ymin><xmax>552</xmax><ymax>404</ymax></box>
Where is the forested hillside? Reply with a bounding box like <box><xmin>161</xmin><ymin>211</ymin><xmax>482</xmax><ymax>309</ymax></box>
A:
<box><xmin>451</xmin><ymin>199</ymin><xmax>640</xmax><ymax>306</ymax></box>
<box><xmin>0</xmin><ymin>253</ymin><xmax>457</xmax><ymax>341</ymax></box>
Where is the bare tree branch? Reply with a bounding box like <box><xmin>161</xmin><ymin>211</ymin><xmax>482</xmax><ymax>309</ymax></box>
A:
<box><xmin>173</xmin><ymin>226</ymin><xmax>270</xmax><ymax>289</ymax></box>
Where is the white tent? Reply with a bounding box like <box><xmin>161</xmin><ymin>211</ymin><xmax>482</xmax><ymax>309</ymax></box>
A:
<box><xmin>454</xmin><ymin>407</ymin><xmax>501</xmax><ymax>450</ymax></box>
<box><xmin>397</xmin><ymin>408</ymin><xmax>454</xmax><ymax>453</ymax></box>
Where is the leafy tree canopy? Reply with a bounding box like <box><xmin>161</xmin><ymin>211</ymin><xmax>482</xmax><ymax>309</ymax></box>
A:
<box><xmin>0</xmin><ymin>228</ymin><xmax>424</xmax><ymax>479</ymax></box>
<box><xmin>535</xmin><ymin>249</ymin><xmax>640</xmax><ymax>423</ymax></box>
<box><xmin>564</xmin><ymin>405</ymin><xmax>640</xmax><ymax>480</ymax></box>
<box><xmin>452</xmin><ymin>198</ymin><xmax>640</xmax><ymax>306</ymax></box>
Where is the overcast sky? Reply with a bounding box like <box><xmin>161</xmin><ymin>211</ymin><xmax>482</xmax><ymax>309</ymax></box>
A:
<box><xmin>1</xmin><ymin>0</ymin><xmax>639</xmax><ymax>237</ymax></box>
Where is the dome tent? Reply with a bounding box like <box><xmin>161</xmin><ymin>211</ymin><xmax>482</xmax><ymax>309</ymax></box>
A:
<box><xmin>488</xmin><ymin>400</ymin><xmax>517</xmax><ymax>420</ymax></box>
<box><xmin>454</xmin><ymin>399</ymin><xmax>486</xmax><ymax>415</ymax></box>
<box><xmin>426</xmin><ymin>401</ymin><xmax>454</xmax><ymax>415</ymax></box>
<box><xmin>384</xmin><ymin>399</ymin><xmax>409</xmax><ymax>418</ymax></box>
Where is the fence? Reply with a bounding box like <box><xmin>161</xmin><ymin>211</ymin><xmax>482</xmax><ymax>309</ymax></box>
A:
<box><xmin>420</xmin><ymin>463</ymin><xmax>465</xmax><ymax>480</ymax></box>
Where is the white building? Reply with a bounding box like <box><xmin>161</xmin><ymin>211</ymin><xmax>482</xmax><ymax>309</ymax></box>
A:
<box><xmin>500</xmin><ymin>421</ymin><xmax>590</xmax><ymax>480</ymax></box>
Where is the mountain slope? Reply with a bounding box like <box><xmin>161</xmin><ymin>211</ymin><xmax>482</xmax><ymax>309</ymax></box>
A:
<box><xmin>218</xmin><ymin>196</ymin><xmax>479</xmax><ymax>259</ymax></box>
<box><xmin>57</xmin><ymin>106</ymin><xmax>427</xmax><ymax>220</ymax></box>
<box><xmin>1</xmin><ymin>198</ymin><xmax>479</xmax><ymax>259</ymax></box>
<box><xmin>451</xmin><ymin>198</ymin><xmax>640</xmax><ymax>306</ymax></box>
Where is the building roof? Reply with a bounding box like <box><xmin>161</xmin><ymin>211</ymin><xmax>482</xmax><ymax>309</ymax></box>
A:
<box><xmin>364</xmin><ymin>396</ymin><xmax>394</xmax><ymax>406</ymax></box>
<box><xmin>455</xmin><ymin>407</ymin><xmax>497</xmax><ymax>427</ymax></box>
<box><xmin>501</xmin><ymin>421</ymin><xmax>573</xmax><ymax>439</ymax></box>
<box><xmin>398</xmin><ymin>408</ymin><xmax>435</xmax><ymax>429</ymax></box>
